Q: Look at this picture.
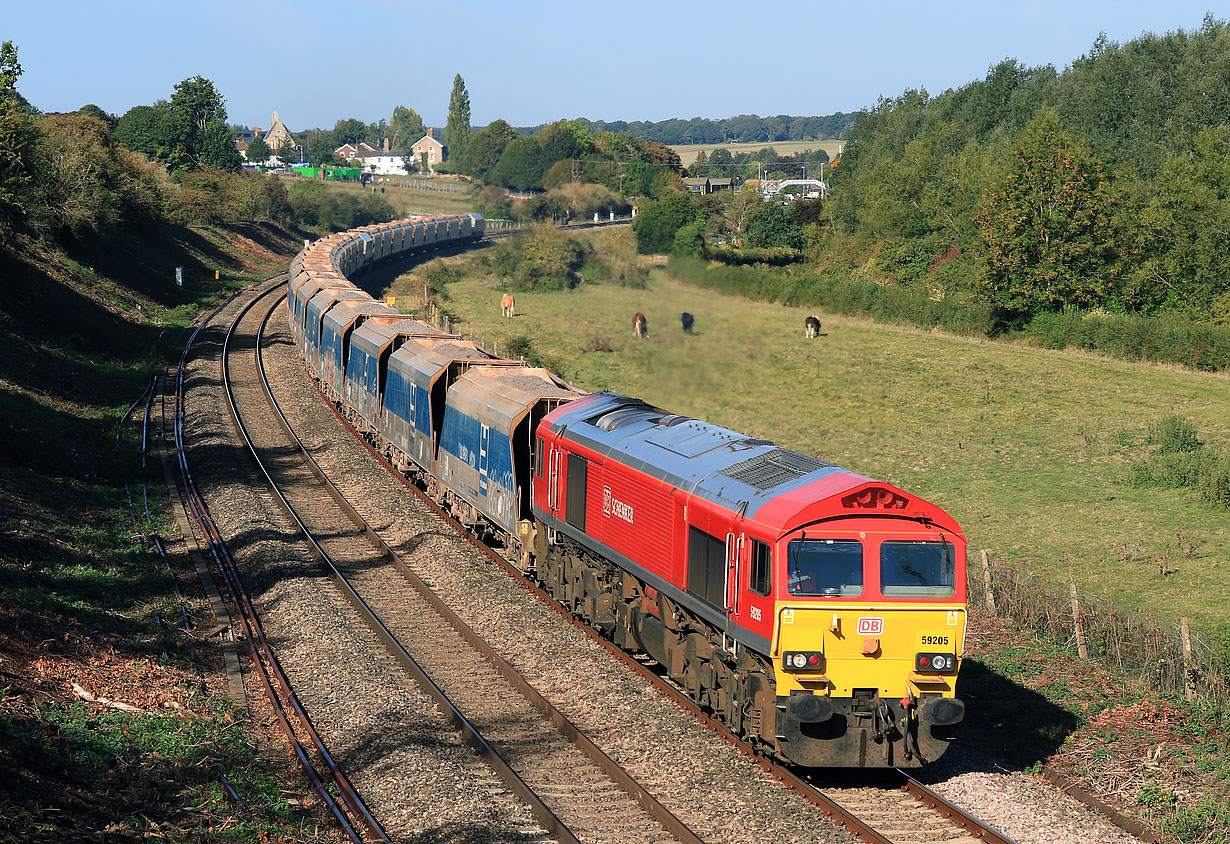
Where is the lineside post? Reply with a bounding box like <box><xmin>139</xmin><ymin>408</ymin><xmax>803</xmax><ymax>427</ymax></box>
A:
<box><xmin>1181</xmin><ymin>617</ymin><xmax>1195</xmax><ymax>701</ymax></box>
<box><xmin>1071</xmin><ymin>583</ymin><xmax>1088</xmax><ymax>659</ymax></box>
<box><xmin>980</xmin><ymin>549</ymin><xmax>996</xmax><ymax>614</ymax></box>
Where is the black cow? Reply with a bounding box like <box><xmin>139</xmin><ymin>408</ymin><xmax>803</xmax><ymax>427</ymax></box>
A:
<box><xmin>681</xmin><ymin>312</ymin><xmax>694</xmax><ymax>334</ymax></box>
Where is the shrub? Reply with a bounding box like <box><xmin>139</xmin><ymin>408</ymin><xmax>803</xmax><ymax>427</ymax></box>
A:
<box><xmin>665</xmin><ymin>254</ymin><xmax>996</xmax><ymax>336</ymax></box>
<box><xmin>1147</xmin><ymin>416</ymin><xmax>1203</xmax><ymax>454</ymax></box>
<box><xmin>1018</xmin><ymin>308</ymin><xmax>1230</xmax><ymax>372</ymax></box>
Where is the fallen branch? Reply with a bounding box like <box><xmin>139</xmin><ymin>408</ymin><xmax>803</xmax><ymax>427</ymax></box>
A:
<box><xmin>71</xmin><ymin>682</ymin><xmax>145</xmax><ymax>714</ymax></box>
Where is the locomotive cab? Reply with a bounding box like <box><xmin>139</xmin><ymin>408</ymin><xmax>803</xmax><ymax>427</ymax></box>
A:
<box><xmin>760</xmin><ymin>490</ymin><xmax>967</xmax><ymax>768</ymax></box>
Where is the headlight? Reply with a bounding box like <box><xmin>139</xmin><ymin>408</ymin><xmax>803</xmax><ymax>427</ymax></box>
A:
<box><xmin>783</xmin><ymin>651</ymin><xmax>824</xmax><ymax>671</ymax></box>
<box><xmin>915</xmin><ymin>652</ymin><xmax>957</xmax><ymax>673</ymax></box>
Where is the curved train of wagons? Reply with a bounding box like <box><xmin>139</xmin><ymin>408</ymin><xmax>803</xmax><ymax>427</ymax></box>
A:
<box><xmin>286</xmin><ymin>213</ymin><xmax>969</xmax><ymax>769</ymax></box>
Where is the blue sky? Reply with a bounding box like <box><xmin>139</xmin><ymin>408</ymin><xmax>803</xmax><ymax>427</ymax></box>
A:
<box><xmin>5</xmin><ymin>1</ymin><xmax>1221</xmax><ymax>131</ymax></box>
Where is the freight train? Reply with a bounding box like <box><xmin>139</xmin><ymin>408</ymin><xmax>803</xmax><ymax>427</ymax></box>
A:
<box><xmin>287</xmin><ymin>213</ymin><xmax>968</xmax><ymax>768</ymax></box>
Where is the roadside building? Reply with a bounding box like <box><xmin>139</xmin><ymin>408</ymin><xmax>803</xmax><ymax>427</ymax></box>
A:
<box><xmin>682</xmin><ymin>177</ymin><xmax>734</xmax><ymax>194</ymax></box>
<box><xmin>355</xmin><ymin>139</ymin><xmax>414</xmax><ymax>175</ymax></box>
<box><xmin>411</xmin><ymin>128</ymin><xmax>447</xmax><ymax>171</ymax></box>
<box><xmin>335</xmin><ymin>141</ymin><xmax>378</xmax><ymax>161</ymax></box>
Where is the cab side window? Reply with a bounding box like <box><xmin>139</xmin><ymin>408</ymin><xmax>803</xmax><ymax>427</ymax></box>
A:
<box><xmin>535</xmin><ymin>437</ymin><xmax>544</xmax><ymax>478</ymax></box>
<box><xmin>750</xmin><ymin>539</ymin><xmax>772</xmax><ymax>596</ymax></box>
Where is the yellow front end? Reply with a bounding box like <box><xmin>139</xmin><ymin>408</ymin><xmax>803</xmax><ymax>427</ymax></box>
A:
<box><xmin>769</xmin><ymin>602</ymin><xmax>967</xmax><ymax>767</ymax></box>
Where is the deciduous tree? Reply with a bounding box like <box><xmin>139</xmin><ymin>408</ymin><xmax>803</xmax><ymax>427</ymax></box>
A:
<box><xmin>388</xmin><ymin>105</ymin><xmax>424</xmax><ymax>149</ymax></box>
<box><xmin>974</xmin><ymin>110</ymin><xmax>1118</xmax><ymax>317</ymax></box>
<box><xmin>167</xmin><ymin>76</ymin><xmax>241</xmax><ymax>172</ymax></box>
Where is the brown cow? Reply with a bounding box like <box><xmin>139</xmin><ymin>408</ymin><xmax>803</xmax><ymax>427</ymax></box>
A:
<box><xmin>804</xmin><ymin>315</ymin><xmax>821</xmax><ymax>339</ymax></box>
<box><xmin>501</xmin><ymin>293</ymin><xmax>515</xmax><ymax>318</ymax></box>
<box><xmin>633</xmin><ymin>312</ymin><xmax>647</xmax><ymax>339</ymax></box>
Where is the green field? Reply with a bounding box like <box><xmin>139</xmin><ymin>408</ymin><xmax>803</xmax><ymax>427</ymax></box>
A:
<box><xmin>280</xmin><ymin>175</ymin><xmax>475</xmax><ymax>217</ymax></box>
<box><xmin>387</xmin><ymin>254</ymin><xmax>1230</xmax><ymax>632</ymax></box>
<box><xmin>670</xmin><ymin>139</ymin><xmax>844</xmax><ymax>167</ymax></box>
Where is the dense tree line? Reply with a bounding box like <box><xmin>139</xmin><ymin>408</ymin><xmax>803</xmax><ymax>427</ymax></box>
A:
<box><xmin>823</xmin><ymin>15</ymin><xmax>1230</xmax><ymax>325</ymax></box>
<box><xmin>0</xmin><ymin>43</ymin><xmax>391</xmax><ymax>246</ymax></box>
<box><xmin>451</xmin><ymin>116</ymin><xmax>684</xmax><ymax>200</ymax></box>
<box><xmin>519</xmin><ymin>112</ymin><xmax>856</xmax><ymax>145</ymax></box>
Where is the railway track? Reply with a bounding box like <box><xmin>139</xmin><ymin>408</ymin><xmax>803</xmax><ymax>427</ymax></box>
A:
<box><xmin>251</xmin><ymin>294</ymin><xmax>1022</xmax><ymax>844</ymax></box>
<box><xmin>221</xmin><ymin>282</ymin><xmax>704</xmax><ymax>844</ymax></box>
<box><xmin>164</xmin><ymin>276</ymin><xmax>387</xmax><ymax>843</ymax></box>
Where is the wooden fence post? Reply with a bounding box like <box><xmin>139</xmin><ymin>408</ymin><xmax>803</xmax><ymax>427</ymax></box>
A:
<box><xmin>1181</xmin><ymin>617</ymin><xmax>1195</xmax><ymax>702</ymax></box>
<box><xmin>1071</xmin><ymin>583</ymin><xmax>1088</xmax><ymax>659</ymax></box>
<box><xmin>980</xmin><ymin>550</ymin><xmax>996</xmax><ymax>613</ymax></box>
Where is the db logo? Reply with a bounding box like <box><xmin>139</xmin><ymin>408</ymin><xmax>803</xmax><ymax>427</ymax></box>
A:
<box><xmin>857</xmin><ymin>617</ymin><xmax>884</xmax><ymax>636</ymax></box>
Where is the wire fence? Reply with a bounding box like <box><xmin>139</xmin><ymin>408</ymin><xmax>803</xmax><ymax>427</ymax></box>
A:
<box><xmin>968</xmin><ymin>550</ymin><xmax>1230</xmax><ymax>707</ymax></box>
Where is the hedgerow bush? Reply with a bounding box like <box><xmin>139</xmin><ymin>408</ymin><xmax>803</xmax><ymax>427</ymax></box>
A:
<box><xmin>666</xmin><ymin>255</ymin><xmax>996</xmax><ymax>335</ymax></box>
<box><xmin>1018</xmin><ymin>308</ymin><xmax>1230</xmax><ymax>372</ymax></box>
<box><xmin>668</xmin><ymin>256</ymin><xmax>1230</xmax><ymax>372</ymax></box>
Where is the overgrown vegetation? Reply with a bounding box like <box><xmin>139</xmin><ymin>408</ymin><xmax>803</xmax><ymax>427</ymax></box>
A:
<box><xmin>484</xmin><ymin>226</ymin><xmax>647</xmax><ymax>291</ymax></box>
<box><xmin>1131</xmin><ymin>416</ymin><xmax>1230</xmax><ymax>510</ymax></box>
<box><xmin>0</xmin><ymin>41</ymin><xmax>340</xmax><ymax>840</ymax></box>
<box><xmin>821</xmin><ymin>15</ymin><xmax>1230</xmax><ymax>327</ymax></box>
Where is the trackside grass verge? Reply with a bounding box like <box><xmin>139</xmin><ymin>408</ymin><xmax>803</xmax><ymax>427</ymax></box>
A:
<box><xmin>0</xmin><ymin>224</ymin><xmax>345</xmax><ymax>842</ymax></box>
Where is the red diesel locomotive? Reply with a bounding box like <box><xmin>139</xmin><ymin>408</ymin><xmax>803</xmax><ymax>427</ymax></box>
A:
<box><xmin>529</xmin><ymin>392</ymin><xmax>967</xmax><ymax>768</ymax></box>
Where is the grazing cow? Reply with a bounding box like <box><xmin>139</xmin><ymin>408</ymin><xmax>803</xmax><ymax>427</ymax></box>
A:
<box><xmin>633</xmin><ymin>312</ymin><xmax>647</xmax><ymax>340</ymax></box>
<box><xmin>680</xmin><ymin>312</ymin><xmax>694</xmax><ymax>334</ymax></box>
<box><xmin>805</xmin><ymin>315</ymin><xmax>821</xmax><ymax>339</ymax></box>
<box><xmin>501</xmin><ymin>293</ymin><xmax>515</xmax><ymax>318</ymax></box>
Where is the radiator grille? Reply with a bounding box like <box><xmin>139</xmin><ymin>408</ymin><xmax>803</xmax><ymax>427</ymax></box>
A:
<box><xmin>719</xmin><ymin>448</ymin><xmax>832</xmax><ymax>491</ymax></box>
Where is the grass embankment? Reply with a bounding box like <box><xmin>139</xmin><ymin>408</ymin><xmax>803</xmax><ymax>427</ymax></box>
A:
<box><xmin>669</xmin><ymin>139</ymin><xmax>844</xmax><ymax>166</ymax></box>
<box><xmin>279</xmin><ymin>174</ymin><xmax>475</xmax><ymax>217</ymax></box>
<box><xmin>0</xmin><ymin>223</ymin><xmax>342</xmax><ymax>842</ymax></box>
<box><xmin>386</xmin><ymin>242</ymin><xmax>1230</xmax><ymax>841</ymax></box>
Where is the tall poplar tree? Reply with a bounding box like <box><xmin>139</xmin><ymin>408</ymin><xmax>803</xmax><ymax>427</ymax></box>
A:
<box><xmin>446</xmin><ymin>74</ymin><xmax>471</xmax><ymax>164</ymax></box>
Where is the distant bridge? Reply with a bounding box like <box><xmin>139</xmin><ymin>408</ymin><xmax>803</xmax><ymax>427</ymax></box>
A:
<box><xmin>763</xmin><ymin>178</ymin><xmax>827</xmax><ymax>199</ymax></box>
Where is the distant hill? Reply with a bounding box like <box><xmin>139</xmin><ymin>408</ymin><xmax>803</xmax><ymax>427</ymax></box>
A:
<box><xmin>518</xmin><ymin>113</ymin><xmax>856</xmax><ymax>145</ymax></box>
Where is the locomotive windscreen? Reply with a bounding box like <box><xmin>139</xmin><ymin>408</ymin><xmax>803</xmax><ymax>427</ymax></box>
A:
<box><xmin>787</xmin><ymin>539</ymin><xmax>864</xmax><ymax>597</ymax></box>
<box><xmin>880</xmin><ymin>541</ymin><xmax>957</xmax><ymax>597</ymax></box>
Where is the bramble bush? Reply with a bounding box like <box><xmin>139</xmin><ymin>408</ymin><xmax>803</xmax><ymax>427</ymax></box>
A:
<box><xmin>1130</xmin><ymin>417</ymin><xmax>1230</xmax><ymax>511</ymax></box>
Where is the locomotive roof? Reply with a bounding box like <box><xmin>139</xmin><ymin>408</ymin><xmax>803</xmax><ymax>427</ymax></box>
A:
<box><xmin>547</xmin><ymin>392</ymin><xmax>862</xmax><ymax>522</ymax></box>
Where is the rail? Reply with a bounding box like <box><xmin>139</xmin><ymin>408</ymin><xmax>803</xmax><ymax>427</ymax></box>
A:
<box><xmin>174</xmin><ymin>279</ymin><xmax>387</xmax><ymax>843</ymax></box>
<box><xmin>223</xmin><ymin>284</ymin><xmax>709</xmax><ymax>844</ymax></box>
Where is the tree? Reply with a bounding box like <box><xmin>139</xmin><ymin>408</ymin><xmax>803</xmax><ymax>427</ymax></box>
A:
<box><xmin>388</xmin><ymin>105</ymin><xmax>424</xmax><ymax>149</ymax></box>
<box><xmin>331</xmin><ymin>118</ymin><xmax>367</xmax><ymax>147</ymax></box>
<box><xmin>632</xmin><ymin>192</ymin><xmax>696</xmax><ymax>253</ymax></box>
<box><xmin>974</xmin><ymin>110</ymin><xmax>1119</xmax><ymax>317</ymax></box>
<box><xmin>167</xmin><ymin>76</ymin><xmax>241</xmax><ymax>172</ymax></box>
<box><xmin>304</xmin><ymin>129</ymin><xmax>337</xmax><ymax>166</ymax></box>
<box><xmin>246</xmin><ymin>133</ymin><xmax>270</xmax><ymax>164</ymax></box>
<box><xmin>446</xmin><ymin>74</ymin><xmax>471</xmax><ymax>163</ymax></box>
<box><xmin>494</xmin><ymin>136</ymin><xmax>546</xmax><ymax>191</ymax></box>
<box><xmin>115</xmin><ymin>105</ymin><xmax>172</xmax><ymax>158</ymax></box>
<box><xmin>76</xmin><ymin>103</ymin><xmax>116</xmax><ymax>128</ymax></box>
<box><xmin>537</xmin><ymin>119</ymin><xmax>585</xmax><ymax>165</ymax></box>
<box><xmin>0</xmin><ymin>40</ymin><xmax>39</xmax><ymax>240</ymax></box>
<box><xmin>461</xmin><ymin>118</ymin><xmax>517</xmax><ymax>180</ymax></box>
<box><xmin>744</xmin><ymin>201</ymin><xmax>803</xmax><ymax>249</ymax></box>
<box><xmin>277</xmin><ymin>137</ymin><xmax>297</xmax><ymax>165</ymax></box>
